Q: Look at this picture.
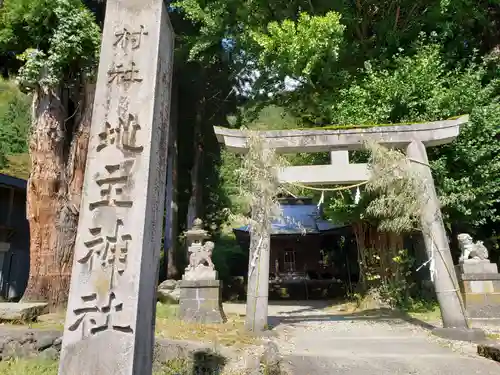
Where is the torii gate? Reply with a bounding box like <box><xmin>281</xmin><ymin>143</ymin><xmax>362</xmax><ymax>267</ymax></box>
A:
<box><xmin>214</xmin><ymin>115</ymin><xmax>471</xmax><ymax>334</ymax></box>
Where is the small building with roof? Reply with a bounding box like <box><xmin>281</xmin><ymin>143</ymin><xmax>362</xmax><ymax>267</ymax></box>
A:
<box><xmin>0</xmin><ymin>173</ymin><xmax>30</xmax><ymax>300</ymax></box>
<box><xmin>233</xmin><ymin>197</ymin><xmax>358</xmax><ymax>299</ymax></box>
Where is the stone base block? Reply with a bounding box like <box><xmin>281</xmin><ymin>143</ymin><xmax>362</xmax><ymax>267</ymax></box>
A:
<box><xmin>179</xmin><ymin>280</ymin><xmax>227</xmax><ymax>324</ymax></box>
<box><xmin>432</xmin><ymin>327</ymin><xmax>485</xmax><ymax>343</ymax></box>
<box><xmin>456</xmin><ymin>262</ymin><xmax>498</xmax><ymax>275</ymax></box>
<box><xmin>183</xmin><ymin>266</ymin><xmax>217</xmax><ymax>281</ymax></box>
<box><xmin>462</xmin><ymin>292</ymin><xmax>500</xmax><ymax>319</ymax></box>
<box><xmin>469</xmin><ymin>318</ymin><xmax>500</xmax><ymax>326</ymax></box>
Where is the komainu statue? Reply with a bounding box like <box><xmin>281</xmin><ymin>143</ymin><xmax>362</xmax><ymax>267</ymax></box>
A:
<box><xmin>457</xmin><ymin>233</ymin><xmax>488</xmax><ymax>263</ymax></box>
<box><xmin>186</xmin><ymin>241</ymin><xmax>215</xmax><ymax>272</ymax></box>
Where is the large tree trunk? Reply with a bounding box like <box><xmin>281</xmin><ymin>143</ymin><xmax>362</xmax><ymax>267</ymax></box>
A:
<box><xmin>22</xmin><ymin>81</ymin><xmax>95</xmax><ymax>311</ymax></box>
<box><xmin>164</xmin><ymin>78</ymin><xmax>179</xmax><ymax>279</ymax></box>
<box><xmin>22</xmin><ymin>85</ymin><xmax>66</xmax><ymax>308</ymax></box>
<box><xmin>52</xmin><ymin>81</ymin><xmax>95</xmax><ymax>309</ymax></box>
<box><xmin>186</xmin><ymin>97</ymin><xmax>205</xmax><ymax>230</ymax></box>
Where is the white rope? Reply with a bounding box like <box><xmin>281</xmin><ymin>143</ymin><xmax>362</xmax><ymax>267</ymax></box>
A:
<box><xmin>416</xmin><ymin>256</ymin><xmax>433</xmax><ymax>272</ymax></box>
<box><xmin>317</xmin><ymin>190</ymin><xmax>325</xmax><ymax>209</ymax></box>
<box><xmin>429</xmin><ymin>249</ymin><xmax>436</xmax><ymax>282</ymax></box>
<box><xmin>416</xmin><ymin>242</ymin><xmax>436</xmax><ymax>282</ymax></box>
<box><xmin>354</xmin><ymin>186</ymin><xmax>361</xmax><ymax>204</ymax></box>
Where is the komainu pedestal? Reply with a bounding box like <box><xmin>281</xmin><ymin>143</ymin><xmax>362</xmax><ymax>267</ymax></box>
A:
<box><xmin>178</xmin><ymin>219</ymin><xmax>226</xmax><ymax>324</ymax></box>
<box><xmin>456</xmin><ymin>233</ymin><xmax>500</xmax><ymax>322</ymax></box>
<box><xmin>179</xmin><ymin>279</ymin><xmax>226</xmax><ymax>324</ymax></box>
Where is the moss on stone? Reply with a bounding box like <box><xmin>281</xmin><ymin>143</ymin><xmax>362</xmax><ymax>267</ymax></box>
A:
<box><xmin>221</xmin><ymin>115</ymin><xmax>467</xmax><ymax>132</ymax></box>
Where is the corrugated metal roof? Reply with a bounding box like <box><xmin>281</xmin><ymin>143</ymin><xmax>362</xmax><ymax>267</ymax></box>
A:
<box><xmin>234</xmin><ymin>202</ymin><xmax>345</xmax><ymax>235</ymax></box>
<box><xmin>0</xmin><ymin>173</ymin><xmax>27</xmax><ymax>190</ymax></box>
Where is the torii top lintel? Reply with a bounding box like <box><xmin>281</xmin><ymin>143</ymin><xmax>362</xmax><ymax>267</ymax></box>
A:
<box><xmin>214</xmin><ymin>115</ymin><xmax>468</xmax><ymax>154</ymax></box>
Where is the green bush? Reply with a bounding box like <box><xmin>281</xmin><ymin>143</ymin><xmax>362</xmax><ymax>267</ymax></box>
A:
<box><xmin>0</xmin><ymin>79</ymin><xmax>30</xmax><ymax>169</ymax></box>
<box><xmin>213</xmin><ymin>234</ymin><xmax>248</xmax><ymax>300</ymax></box>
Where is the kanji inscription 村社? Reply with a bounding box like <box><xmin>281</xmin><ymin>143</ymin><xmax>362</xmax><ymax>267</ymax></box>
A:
<box><xmin>114</xmin><ymin>25</ymin><xmax>148</xmax><ymax>51</ymax></box>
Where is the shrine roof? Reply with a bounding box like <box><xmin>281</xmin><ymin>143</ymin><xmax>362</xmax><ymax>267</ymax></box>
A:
<box><xmin>0</xmin><ymin>173</ymin><xmax>27</xmax><ymax>190</ymax></box>
<box><xmin>233</xmin><ymin>198</ymin><xmax>346</xmax><ymax>236</ymax></box>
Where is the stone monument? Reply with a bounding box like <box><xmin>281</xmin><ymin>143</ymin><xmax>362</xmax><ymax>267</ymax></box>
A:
<box><xmin>178</xmin><ymin>219</ymin><xmax>226</xmax><ymax>323</ymax></box>
<box><xmin>455</xmin><ymin>233</ymin><xmax>500</xmax><ymax>323</ymax></box>
<box><xmin>58</xmin><ymin>0</ymin><xmax>174</xmax><ymax>374</ymax></box>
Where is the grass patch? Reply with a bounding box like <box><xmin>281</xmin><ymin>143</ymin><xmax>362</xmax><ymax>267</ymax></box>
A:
<box><xmin>155</xmin><ymin>303</ymin><xmax>259</xmax><ymax>349</ymax></box>
<box><xmin>486</xmin><ymin>333</ymin><xmax>500</xmax><ymax>340</ymax></box>
<box><xmin>3</xmin><ymin>303</ymin><xmax>259</xmax><ymax>351</ymax></box>
<box><xmin>326</xmin><ymin>300</ymin><xmax>359</xmax><ymax>314</ymax></box>
<box><xmin>0</xmin><ymin>153</ymin><xmax>30</xmax><ymax>180</ymax></box>
<box><xmin>0</xmin><ymin>358</ymin><xmax>58</xmax><ymax>375</ymax></box>
<box><xmin>405</xmin><ymin>301</ymin><xmax>442</xmax><ymax>322</ymax></box>
<box><xmin>154</xmin><ymin>359</ymin><xmax>192</xmax><ymax>375</ymax></box>
<box><xmin>0</xmin><ymin>358</ymin><xmax>196</xmax><ymax>375</ymax></box>
<box><xmin>326</xmin><ymin>296</ymin><xmax>443</xmax><ymax>324</ymax></box>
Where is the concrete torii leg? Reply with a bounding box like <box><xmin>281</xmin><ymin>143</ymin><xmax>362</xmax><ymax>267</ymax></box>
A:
<box><xmin>245</xmin><ymin>202</ymin><xmax>271</xmax><ymax>332</ymax></box>
<box><xmin>407</xmin><ymin>140</ymin><xmax>484</xmax><ymax>341</ymax></box>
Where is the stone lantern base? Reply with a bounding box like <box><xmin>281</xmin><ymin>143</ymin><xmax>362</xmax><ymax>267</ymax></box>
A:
<box><xmin>178</xmin><ymin>280</ymin><xmax>226</xmax><ymax>324</ymax></box>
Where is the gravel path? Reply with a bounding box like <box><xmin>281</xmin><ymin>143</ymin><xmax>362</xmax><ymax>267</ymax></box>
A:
<box><xmin>223</xmin><ymin>302</ymin><xmax>500</xmax><ymax>375</ymax></box>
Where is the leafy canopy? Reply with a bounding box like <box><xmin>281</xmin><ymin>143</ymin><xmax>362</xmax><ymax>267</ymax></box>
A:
<box><xmin>325</xmin><ymin>43</ymin><xmax>500</xmax><ymax>232</ymax></box>
<box><xmin>0</xmin><ymin>0</ymin><xmax>101</xmax><ymax>90</ymax></box>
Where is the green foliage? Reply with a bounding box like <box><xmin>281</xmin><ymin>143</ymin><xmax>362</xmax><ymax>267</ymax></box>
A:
<box><xmin>363</xmin><ymin>142</ymin><xmax>424</xmax><ymax>233</ymax></box>
<box><xmin>430</xmin><ymin>104</ymin><xmax>500</xmax><ymax>228</ymax></box>
<box><xmin>212</xmin><ymin>233</ymin><xmax>247</xmax><ymax>290</ymax></box>
<box><xmin>173</xmin><ymin>0</ymin><xmax>500</xmax><ymax>300</ymax></box>
<box><xmin>377</xmin><ymin>249</ymin><xmax>416</xmax><ymax>308</ymax></box>
<box><xmin>219</xmin><ymin>149</ymin><xmax>246</xmax><ymax>214</ymax></box>
<box><xmin>0</xmin><ymin>79</ymin><xmax>30</xmax><ymax>169</ymax></box>
<box><xmin>0</xmin><ymin>0</ymin><xmax>101</xmax><ymax>90</ymax></box>
<box><xmin>0</xmin><ymin>0</ymin><xmax>58</xmax><ymax>54</ymax></box>
<box><xmin>328</xmin><ymin>43</ymin><xmax>493</xmax><ymax>125</ymax></box>
<box><xmin>249</xmin><ymin>12</ymin><xmax>344</xmax><ymax>82</ymax></box>
<box><xmin>237</xmin><ymin>130</ymin><xmax>283</xmax><ymax>218</ymax></box>
<box><xmin>325</xmin><ymin>43</ymin><xmax>500</xmax><ymax>234</ymax></box>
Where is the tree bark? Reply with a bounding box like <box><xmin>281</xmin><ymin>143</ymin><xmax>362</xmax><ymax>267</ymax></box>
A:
<box><xmin>52</xmin><ymin>81</ymin><xmax>95</xmax><ymax>309</ymax></box>
<box><xmin>22</xmin><ymin>81</ymin><xmax>95</xmax><ymax>311</ymax></box>
<box><xmin>22</xmin><ymin>85</ymin><xmax>66</xmax><ymax>308</ymax></box>
<box><xmin>186</xmin><ymin>97</ymin><xmax>205</xmax><ymax>230</ymax></box>
<box><xmin>165</xmin><ymin>79</ymin><xmax>179</xmax><ymax>279</ymax></box>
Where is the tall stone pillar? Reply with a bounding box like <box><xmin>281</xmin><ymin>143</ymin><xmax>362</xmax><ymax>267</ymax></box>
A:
<box><xmin>58</xmin><ymin>0</ymin><xmax>174</xmax><ymax>374</ymax></box>
<box><xmin>406</xmin><ymin>140</ymin><xmax>469</xmax><ymax>329</ymax></box>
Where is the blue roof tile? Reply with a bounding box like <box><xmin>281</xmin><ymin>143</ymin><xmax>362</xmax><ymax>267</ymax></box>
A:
<box><xmin>0</xmin><ymin>173</ymin><xmax>27</xmax><ymax>190</ymax></box>
<box><xmin>234</xmin><ymin>201</ymin><xmax>345</xmax><ymax>235</ymax></box>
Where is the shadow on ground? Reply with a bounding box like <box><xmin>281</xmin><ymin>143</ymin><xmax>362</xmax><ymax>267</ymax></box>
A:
<box><xmin>192</xmin><ymin>351</ymin><xmax>226</xmax><ymax>375</ymax></box>
<box><xmin>267</xmin><ymin>308</ymin><xmax>437</xmax><ymax>331</ymax></box>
